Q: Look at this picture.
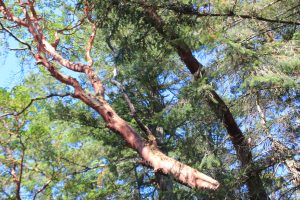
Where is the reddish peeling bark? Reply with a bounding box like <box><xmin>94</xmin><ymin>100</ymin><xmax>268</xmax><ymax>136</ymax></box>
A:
<box><xmin>141</xmin><ymin>3</ymin><xmax>269</xmax><ymax>199</ymax></box>
<box><xmin>0</xmin><ymin>0</ymin><xmax>219</xmax><ymax>190</ymax></box>
<box><xmin>111</xmin><ymin>78</ymin><xmax>174</xmax><ymax>198</ymax></box>
<box><xmin>81</xmin><ymin>97</ymin><xmax>220</xmax><ymax>190</ymax></box>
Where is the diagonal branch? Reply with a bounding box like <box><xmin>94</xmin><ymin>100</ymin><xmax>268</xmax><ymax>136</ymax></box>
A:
<box><xmin>0</xmin><ymin>93</ymin><xmax>73</xmax><ymax>118</ymax></box>
<box><xmin>0</xmin><ymin>1</ymin><xmax>220</xmax><ymax>190</ymax></box>
<box><xmin>57</xmin><ymin>17</ymin><xmax>86</xmax><ymax>33</ymax></box>
<box><xmin>0</xmin><ymin>1</ymin><xmax>27</xmax><ymax>26</ymax></box>
<box><xmin>0</xmin><ymin>21</ymin><xmax>32</xmax><ymax>50</ymax></box>
<box><xmin>111</xmin><ymin>77</ymin><xmax>153</xmax><ymax>137</ymax></box>
<box><xmin>139</xmin><ymin>2</ymin><xmax>268</xmax><ymax>198</ymax></box>
<box><xmin>33</xmin><ymin>179</ymin><xmax>52</xmax><ymax>200</ymax></box>
<box><xmin>2</xmin><ymin>1</ymin><xmax>87</xmax><ymax>73</ymax></box>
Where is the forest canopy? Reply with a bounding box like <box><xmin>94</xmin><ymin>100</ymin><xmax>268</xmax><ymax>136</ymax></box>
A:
<box><xmin>0</xmin><ymin>0</ymin><xmax>299</xmax><ymax>199</ymax></box>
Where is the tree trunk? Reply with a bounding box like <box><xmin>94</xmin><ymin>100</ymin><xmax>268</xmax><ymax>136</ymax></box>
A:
<box><xmin>153</xmin><ymin>127</ymin><xmax>174</xmax><ymax>200</ymax></box>
<box><xmin>141</xmin><ymin>4</ymin><xmax>269</xmax><ymax>199</ymax></box>
<box><xmin>155</xmin><ymin>173</ymin><xmax>174</xmax><ymax>200</ymax></box>
<box><xmin>209</xmin><ymin>91</ymin><xmax>268</xmax><ymax>199</ymax></box>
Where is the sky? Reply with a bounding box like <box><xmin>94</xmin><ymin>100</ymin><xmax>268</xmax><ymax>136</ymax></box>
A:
<box><xmin>1</xmin><ymin>11</ymin><xmax>298</xmax><ymax>199</ymax></box>
<box><xmin>0</xmin><ymin>53</ymin><xmax>23</xmax><ymax>89</ymax></box>
<box><xmin>0</xmin><ymin>39</ymin><xmax>30</xmax><ymax>89</ymax></box>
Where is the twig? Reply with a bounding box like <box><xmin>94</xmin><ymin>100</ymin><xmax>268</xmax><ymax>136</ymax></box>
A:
<box><xmin>0</xmin><ymin>93</ymin><xmax>72</xmax><ymax>118</ymax></box>
<box><xmin>111</xmin><ymin>78</ymin><xmax>152</xmax><ymax>136</ymax></box>
<box><xmin>157</xmin><ymin>2</ymin><xmax>300</xmax><ymax>25</ymax></box>
<box><xmin>33</xmin><ymin>179</ymin><xmax>52</xmax><ymax>200</ymax></box>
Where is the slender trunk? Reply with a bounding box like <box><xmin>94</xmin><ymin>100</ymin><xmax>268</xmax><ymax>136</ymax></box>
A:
<box><xmin>141</xmin><ymin>4</ymin><xmax>268</xmax><ymax>199</ymax></box>
<box><xmin>209</xmin><ymin>90</ymin><xmax>268</xmax><ymax>200</ymax></box>
<box><xmin>5</xmin><ymin>147</ymin><xmax>21</xmax><ymax>200</ymax></box>
<box><xmin>153</xmin><ymin>127</ymin><xmax>173</xmax><ymax>200</ymax></box>
<box><xmin>16</xmin><ymin>148</ymin><xmax>25</xmax><ymax>200</ymax></box>
<box><xmin>155</xmin><ymin>173</ymin><xmax>174</xmax><ymax>200</ymax></box>
<box><xmin>134</xmin><ymin>166</ymin><xmax>142</xmax><ymax>200</ymax></box>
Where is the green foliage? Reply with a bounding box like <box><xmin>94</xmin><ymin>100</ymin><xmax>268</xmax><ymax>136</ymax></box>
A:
<box><xmin>0</xmin><ymin>0</ymin><xmax>299</xmax><ymax>199</ymax></box>
<box><xmin>200</xmin><ymin>154</ymin><xmax>221</xmax><ymax>169</ymax></box>
<box><xmin>242</xmin><ymin>73</ymin><xmax>297</xmax><ymax>89</ymax></box>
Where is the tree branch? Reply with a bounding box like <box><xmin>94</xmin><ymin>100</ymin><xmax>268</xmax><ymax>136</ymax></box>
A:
<box><xmin>111</xmin><ymin>77</ymin><xmax>153</xmax><ymax>137</ymax></box>
<box><xmin>33</xmin><ymin>179</ymin><xmax>52</xmax><ymax>200</ymax></box>
<box><xmin>139</xmin><ymin>2</ymin><xmax>268</xmax><ymax>198</ymax></box>
<box><xmin>0</xmin><ymin>21</ymin><xmax>32</xmax><ymax>50</ymax></box>
<box><xmin>0</xmin><ymin>1</ymin><xmax>220</xmax><ymax>190</ymax></box>
<box><xmin>156</xmin><ymin>2</ymin><xmax>300</xmax><ymax>25</ymax></box>
<box><xmin>0</xmin><ymin>93</ymin><xmax>72</xmax><ymax>118</ymax></box>
<box><xmin>86</xmin><ymin>23</ymin><xmax>96</xmax><ymax>66</ymax></box>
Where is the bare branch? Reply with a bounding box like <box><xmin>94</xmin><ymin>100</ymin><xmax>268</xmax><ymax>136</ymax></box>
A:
<box><xmin>0</xmin><ymin>93</ymin><xmax>72</xmax><ymax>118</ymax></box>
<box><xmin>0</xmin><ymin>1</ymin><xmax>27</xmax><ymax>26</ymax></box>
<box><xmin>1</xmin><ymin>2</ymin><xmax>86</xmax><ymax>72</ymax></box>
<box><xmin>111</xmin><ymin>78</ymin><xmax>153</xmax><ymax>137</ymax></box>
<box><xmin>156</xmin><ymin>2</ymin><xmax>300</xmax><ymax>25</ymax></box>
<box><xmin>86</xmin><ymin>23</ymin><xmax>96</xmax><ymax>66</ymax></box>
<box><xmin>33</xmin><ymin>179</ymin><xmax>52</xmax><ymax>200</ymax></box>
<box><xmin>0</xmin><ymin>21</ymin><xmax>32</xmax><ymax>50</ymax></box>
<box><xmin>51</xmin><ymin>32</ymin><xmax>60</xmax><ymax>49</ymax></box>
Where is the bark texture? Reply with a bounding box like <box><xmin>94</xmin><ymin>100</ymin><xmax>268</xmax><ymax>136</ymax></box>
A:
<box><xmin>112</xmin><ymin>73</ymin><xmax>174</xmax><ymax>197</ymax></box>
<box><xmin>0</xmin><ymin>0</ymin><xmax>219</xmax><ymax>191</ymax></box>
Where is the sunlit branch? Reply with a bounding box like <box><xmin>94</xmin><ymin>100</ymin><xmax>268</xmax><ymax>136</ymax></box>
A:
<box><xmin>1</xmin><ymin>1</ymin><xmax>87</xmax><ymax>72</ymax></box>
<box><xmin>83</xmin><ymin>1</ymin><xmax>96</xmax><ymax>67</ymax></box>
<box><xmin>0</xmin><ymin>1</ymin><xmax>27</xmax><ymax>26</ymax></box>
<box><xmin>86</xmin><ymin>23</ymin><xmax>96</xmax><ymax>66</ymax></box>
<box><xmin>51</xmin><ymin>32</ymin><xmax>60</xmax><ymax>49</ymax></box>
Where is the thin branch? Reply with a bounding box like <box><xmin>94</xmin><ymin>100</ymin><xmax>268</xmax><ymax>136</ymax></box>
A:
<box><xmin>9</xmin><ymin>47</ymin><xmax>28</xmax><ymax>51</ymax></box>
<box><xmin>0</xmin><ymin>21</ymin><xmax>32</xmax><ymax>50</ymax></box>
<box><xmin>51</xmin><ymin>32</ymin><xmax>60</xmax><ymax>49</ymax></box>
<box><xmin>157</xmin><ymin>3</ymin><xmax>300</xmax><ymax>25</ymax></box>
<box><xmin>17</xmin><ymin>139</ymin><xmax>25</xmax><ymax>200</ymax></box>
<box><xmin>0</xmin><ymin>93</ymin><xmax>72</xmax><ymax>118</ymax></box>
<box><xmin>107</xmin><ymin>27</ymin><xmax>153</xmax><ymax>138</ymax></box>
<box><xmin>56</xmin><ymin>17</ymin><xmax>86</xmax><ymax>33</ymax></box>
<box><xmin>1</xmin><ymin>1</ymin><xmax>87</xmax><ymax>73</ymax></box>
<box><xmin>0</xmin><ymin>0</ymin><xmax>104</xmax><ymax>108</ymax></box>
<box><xmin>111</xmin><ymin>78</ymin><xmax>153</xmax><ymax>137</ymax></box>
<box><xmin>278</xmin><ymin>185</ymin><xmax>300</xmax><ymax>200</ymax></box>
<box><xmin>256</xmin><ymin>92</ymin><xmax>300</xmax><ymax>185</ymax></box>
<box><xmin>0</xmin><ymin>1</ymin><xmax>27</xmax><ymax>26</ymax></box>
<box><xmin>33</xmin><ymin>179</ymin><xmax>52</xmax><ymax>200</ymax></box>
<box><xmin>4</xmin><ymin>146</ymin><xmax>21</xmax><ymax>200</ymax></box>
<box><xmin>86</xmin><ymin>23</ymin><xmax>96</xmax><ymax>66</ymax></box>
